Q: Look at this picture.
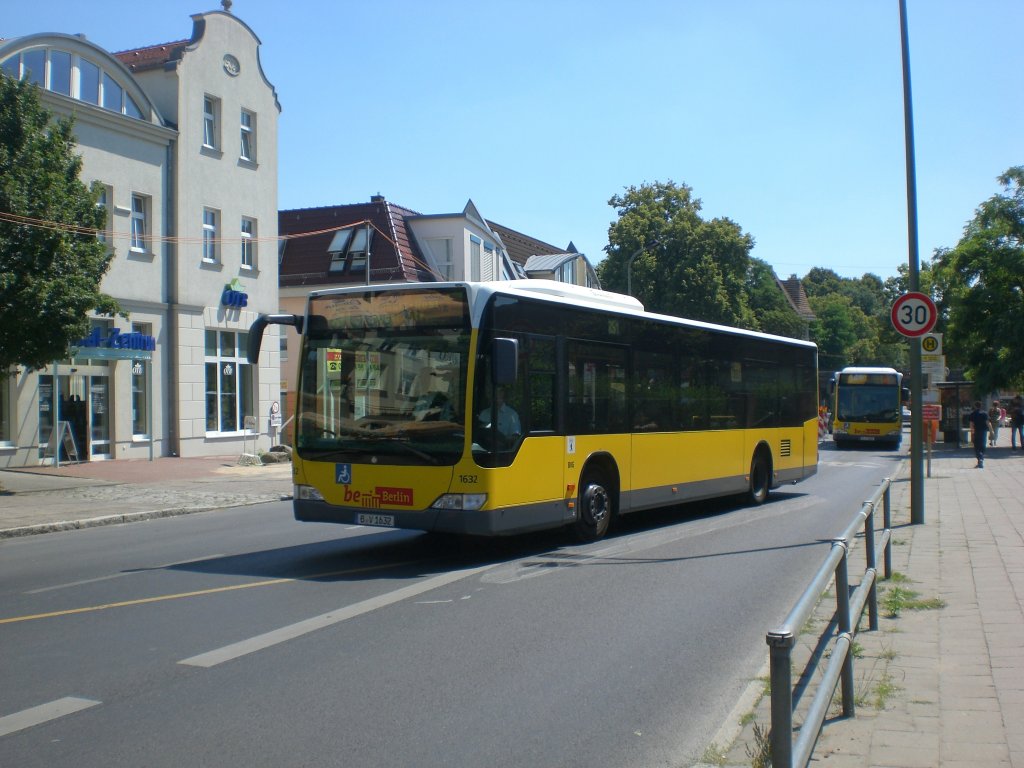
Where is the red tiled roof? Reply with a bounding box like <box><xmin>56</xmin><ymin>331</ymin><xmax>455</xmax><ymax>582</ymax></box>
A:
<box><xmin>778</xmin><ymin>275</ymin><xmax>816</xmax><ymax>320</ymax></box>
<box><xmin>278</xmin><ymin>198</ymin><xmax>435</xmax><ymax>287</ymax></box>
<box><xmin>113</xmin><ymin>40</ymin><xmax>189</xmax><ymax>73</ymax></box>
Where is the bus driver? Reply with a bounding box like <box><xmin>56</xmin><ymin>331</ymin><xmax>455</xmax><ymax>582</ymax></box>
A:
<box><xmin>477</xmin><ymin>386</ymin><xmax>521</xmax><ymax>441</ymax></box>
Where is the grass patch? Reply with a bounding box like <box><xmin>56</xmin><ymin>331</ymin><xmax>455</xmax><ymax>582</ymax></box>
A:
<box><xmin>872</xmin><ymin>672</ymin><xmax>902</xmax><ymax>709</ymax></box>
<box><xmin>745</xmin><ymin>722</ymin><xmax>771</xmax><ymax>768</ymax></box>
<box><xmin>699</xmin><ymin>743</ymin><xmax>727</xmax><ymax>766</ymax></box>
<box><xmin>882</xmin><ymin>585</ymin><xmax>946</xmax><ymax>617</ymax></box>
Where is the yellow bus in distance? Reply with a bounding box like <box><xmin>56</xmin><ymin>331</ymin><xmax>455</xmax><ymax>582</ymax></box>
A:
<box><xmin>830</xmin><ymin>366</ymin><xmax>906</xmax><ymax>449</ymax></box>
<box><xmin>249</xmin><ymin>281</ymin><xmax>819</xmax><ymax>541</ymax></box>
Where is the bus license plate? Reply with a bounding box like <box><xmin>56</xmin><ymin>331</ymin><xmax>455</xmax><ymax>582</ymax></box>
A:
<box><xmin>357</xmin><ymin>513</ymin><xmax>395</xmax><ymax>527</ymax></box>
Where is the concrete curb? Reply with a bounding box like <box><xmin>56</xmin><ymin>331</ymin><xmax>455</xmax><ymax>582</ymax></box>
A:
<box><xmin>0</xmin><ymin>494</ymin><xmax>293</xmax><ymax>539</ymax></box>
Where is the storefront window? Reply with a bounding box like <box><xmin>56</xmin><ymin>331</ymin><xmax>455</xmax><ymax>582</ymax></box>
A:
<box><xmin>204</xmin><ymin>330</ymin><xmax>253</xmax><ymax>433</ymax></box>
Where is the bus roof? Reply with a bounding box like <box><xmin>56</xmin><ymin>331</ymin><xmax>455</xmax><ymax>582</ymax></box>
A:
<box><xmin>837</xmin><ymin>366</ymin><xmax>901</xmax><ymax>375</ymax></box>
<box><xmin>307</xmin><ymin>279</ymin><xmax>817</xmax><ymax>350</ymax></box>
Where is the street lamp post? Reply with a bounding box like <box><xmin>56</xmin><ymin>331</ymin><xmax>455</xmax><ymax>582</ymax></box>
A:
<box><xmin>626</xmin><ymin>241</ymin><xmax>656</xmax><ymax>297</ymax></box>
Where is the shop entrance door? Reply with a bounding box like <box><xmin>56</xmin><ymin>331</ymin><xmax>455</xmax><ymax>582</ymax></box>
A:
<box><xmin>39</xmin><ymin>370</ymin><xmax>111</xmax><ymax>461</ymax></box>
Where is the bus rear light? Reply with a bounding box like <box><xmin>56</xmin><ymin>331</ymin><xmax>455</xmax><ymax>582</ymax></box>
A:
<box><xmin>296</xmin><ymin>484</ymin><xmax>325</xmax><ymax>501</ymax></box>
<box><xmin>431</xmin><ymin>493</ymin><xmax>487</xmax><ymax>511</ymax></box>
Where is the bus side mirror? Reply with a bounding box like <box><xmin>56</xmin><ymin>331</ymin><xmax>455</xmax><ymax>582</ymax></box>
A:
<box><xmin>492</xmin><ymin>337</ymin><xmax>518</xmax><ymax>386</ymax></box>
<box><xmin>247</xmin><ymin>313</ymin><xmax>304</xmax><ymax>364</ymax></box>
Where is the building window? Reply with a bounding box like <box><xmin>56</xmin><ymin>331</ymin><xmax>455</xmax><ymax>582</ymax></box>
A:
<box><xmin>78</xmin><ymin>58</ymin><xmax>100</xmax><ymax>105</ymax></box>
<box><xmin>470</xmin><ymin>235</ymin><xmax>482</xmax><ymax>282</ymax></box>
<box><xmin>0</xmin><ymin>371</ymin><xmax>12</xmax><ymax>445</ymax></box>
<box><xmin>130</xmin><ymin>194</ymin><xmax>149</xmax><ymax>252</ymax></box>
<box><xmin>325</xmin><ymin>226</ymin><xmax>373</xmax><ymax>274</ymax></box>
<box><xmin>96</xmin><ymin>185</ymin><xmax>112</xmax><ymax>245</ymax></box>
<box><xmin>131</xmin><ymin>322</ymin><xmax>151</xmax><ymax>438</ymax></box>
<box><xmin>0</xmin><ymin>48</ymin><xmax>143</xmax><ymax>118</ymax></box>
<box><xmin>241</xmin><ymin>217</ymin><xmax>256</xmax><ymax>269</ymax></box>
<box><xmin>49</xmin><ymin>49</ymin><xmax>72</xmax><ymax>96</ymax></box>
<box><xmin>205</xmin><ymin>330</ymin><xmax>253</xmax><ymax>434</ymax></box>
<box><xmin>348</xmin><ymin>227</ymin><xmax>370</xmax><ymax>275</ymax></box>
<box><xmin>327</xmin><ymin>229</ymin><xmax>351</xmax><ymax>272</ymax></box>
<box><xmin>557</xmin><ymin>259</ymin><xmax>576</xmax><ymax>284</ymax></box>
<box><xmin>203</xmin><ymin>96</ymin><xmax>220</xmax><ymax>150</ymax></box>
<box><xmin>203</xmin><ymin>208</ymin><xmax>220</xmax><ymax>263</ymax></box>
<box><xmin>240</xmin><ymin>109</ymin><xmax>255</xmax><ymax>161</ymax></box>
<box><xmin>280</xmin><ymin>333</ymin><xmax>288</xmax><ymax>364</ymax></box>
<box><xmin>426</xmin><ymin>238</ymin><xmax>453</xmax><ymax>280</ymax></box>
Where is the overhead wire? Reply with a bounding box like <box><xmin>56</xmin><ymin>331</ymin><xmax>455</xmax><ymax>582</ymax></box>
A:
<box><xmin>0</xmin><ymin>210</ymin><xmax>444</xmax><ymax>279</ymax></box>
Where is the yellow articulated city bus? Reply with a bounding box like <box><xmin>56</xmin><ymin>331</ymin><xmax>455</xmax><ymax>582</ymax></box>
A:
<box><xmin>830</xmin><ymin>366</ymin><xmax>906</xmax><ymax>449</ymax></box>
<box><xmin>249</xmin><ymin>281</ymin><xmax>819</xmax><ymax>541</ymax></box>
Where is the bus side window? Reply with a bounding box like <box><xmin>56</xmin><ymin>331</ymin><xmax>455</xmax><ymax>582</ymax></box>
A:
<box><xmin>527</xmin><ymin>336</ymin><xmax>557</xmax><ymax>433</ymax></box>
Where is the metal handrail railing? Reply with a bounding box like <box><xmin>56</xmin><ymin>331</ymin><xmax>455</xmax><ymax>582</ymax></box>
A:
<box><xmin>766</xmin><ymin>477</ymin><xmax>893</xmax><ymax>768</ymax></box>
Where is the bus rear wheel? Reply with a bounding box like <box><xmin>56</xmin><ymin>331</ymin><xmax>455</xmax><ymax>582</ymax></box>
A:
<box><xmin>748</xmin><ymin>452</ymin><xmax>771</xmax><ymax>506</ymax></box>
<box><xmin>573</xmin><ymin>471</ymin><xmax>612</xmax><ymax>542</ymax></box>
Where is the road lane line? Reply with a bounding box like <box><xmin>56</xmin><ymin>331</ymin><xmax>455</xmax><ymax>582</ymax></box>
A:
<box><xmin>179</xmin><ymin>564</ymin><xmax>495</xmax><ymax>668</ymax></box>
<box><xmin>0</xmin><ymin>697</ymin><xmax>101</xmax><ymax>738</ymax></box>
<box><xmin>0</xmin><ymin>561</ymin><xmax>424</xmax><ymax>625</ymax></box>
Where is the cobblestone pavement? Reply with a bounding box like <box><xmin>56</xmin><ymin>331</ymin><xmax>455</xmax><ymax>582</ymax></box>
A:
<box><xmin>0</xmin><ymin>455</ymin><xmax>292</xmax><ymax>537</ymax></box>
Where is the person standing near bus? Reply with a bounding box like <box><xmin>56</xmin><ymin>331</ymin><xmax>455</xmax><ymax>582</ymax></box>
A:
<box><xmin>989</xmin><ymin>400</ymin><xmax>1002</xmax><ymax>446</ymax></box>
<box><xmin>968</xmin><ymin>400</ymin><xmax>990</xmax><ymax>468</ymax></box>
<box><xmin>1011</xmin><ymin>395</ymin><xmax>1024</xmax><ymax>450</ymax></box>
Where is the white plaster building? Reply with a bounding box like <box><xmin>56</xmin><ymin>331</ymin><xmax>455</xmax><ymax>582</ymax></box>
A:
<box><xmin>0</xmin><ymin>5</ymin><xmax>281</xmax><ymax>466</ymax></box>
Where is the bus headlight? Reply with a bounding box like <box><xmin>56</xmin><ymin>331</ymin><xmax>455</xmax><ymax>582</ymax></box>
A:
<box><xmin>296</xmin><ymin>484</ymin><xmax>325</xmax><ymax>501</ymax></box>
<box><xmin>431</xmin><ymin>493</ymin><xmax>487</xmax><ymax>511</ymax></box>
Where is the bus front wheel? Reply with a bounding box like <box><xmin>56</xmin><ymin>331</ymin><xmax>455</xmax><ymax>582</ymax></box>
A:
<box><xmin>573</xmin><ymin>471</ymin><xmax>612</xmax><ymax>542</ymax></box>
<box><xmin>748</xmin><ymin>452</ymin><xmax>771</xmax><ymax>506</ymax></box>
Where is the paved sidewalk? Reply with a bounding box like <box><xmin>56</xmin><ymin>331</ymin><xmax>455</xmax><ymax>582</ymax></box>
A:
<box><xmin>0</xmin><ymin>455</ymin><xmax>292</xmax><ymax>538</ymax></box>
<box><xmin>713</xmin><ymin>431</ymin><xmax>1024</xmax><ymax>768</ymax></box>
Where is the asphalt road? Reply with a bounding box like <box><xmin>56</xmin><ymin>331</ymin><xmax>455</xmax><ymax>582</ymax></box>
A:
<box><xmin>0</xmin><ymin>441</ymin><xmax>903</xmax><ymax>767</ymax></box>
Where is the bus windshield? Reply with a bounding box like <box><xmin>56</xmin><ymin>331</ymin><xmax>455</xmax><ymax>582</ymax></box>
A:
<box><xmin>835</xmin><ymin>376</ymin><xmax>900</xmax><ymax>423</ymax></box>
<box><xmin>295</xmin><ymin>287</ymin><xmax>471</xmax><ymax>466</ymax></box>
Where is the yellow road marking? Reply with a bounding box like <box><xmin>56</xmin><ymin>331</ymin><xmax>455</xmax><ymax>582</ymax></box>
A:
<box><xmin>0</xmin><ymin>561</ymin><xmax>424</xmax><ymax>625</ymax></box>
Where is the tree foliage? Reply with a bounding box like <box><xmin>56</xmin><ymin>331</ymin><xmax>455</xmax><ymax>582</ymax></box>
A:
<box><xmin>597</xmin><ymin>180</ymin><xmax>758</xmax><ymax>328</ymax></box>
<box><xmin>932</xmin><ymin>166</ymin><xmax>1024</xmax><ymax>392</ymax></box>
<box><xmin>0</xmin><ymin>74</ymin><xmax>119</xmax><ymax>371</ymax></box>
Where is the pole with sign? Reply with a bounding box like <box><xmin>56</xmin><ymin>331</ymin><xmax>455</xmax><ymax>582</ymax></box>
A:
<box><xmin>892</xmin><ymin>290</ymin><xmax>936</xmax><ymax>525</ymax></box>
<box><xmin>891</xmin><ymin>291</ymin><xmax>937</xmax><ymax>337</ymax></box>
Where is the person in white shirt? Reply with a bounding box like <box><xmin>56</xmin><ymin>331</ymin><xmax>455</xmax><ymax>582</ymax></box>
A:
<box><xmin>478</xmin><ymin>386</ymin><xmax>520</xmax><ymax>441</ymax></box>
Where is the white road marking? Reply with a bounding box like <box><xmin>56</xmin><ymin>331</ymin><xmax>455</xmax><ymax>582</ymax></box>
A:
<box><xmin>178</xmin><ymin>564</ymin><xmax>496</xmax><ymax>668</ymax></box>
<box><xmin>0</xmin><ymin>697</ymin><xmax>101</xmax><ymax>738</ymax></box>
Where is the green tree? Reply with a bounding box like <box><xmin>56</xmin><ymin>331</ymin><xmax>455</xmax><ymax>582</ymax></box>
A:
<box><xmin>0</xmin><ymin>74</ymin><xmax>119</xmax><ymax>371</ymax></box>
<box><xmin>809</xmin><ymin>293</ymin><xmax>878</xmax><ymax>372</ymax></box>
<box><xmin>932</xmin><ymin>166</ymin><xmax>1024</xmax><ymax>392</ymax></box>
<box><xmin>597</xmin><ymin>180</ymin><xmax>756</xmax><ymax>328</ymax></box>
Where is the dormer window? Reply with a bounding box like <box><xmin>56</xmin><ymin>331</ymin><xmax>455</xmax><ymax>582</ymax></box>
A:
<box><xmin>1</xmin><ymin>47</ymin><xmax>144</xmax><ymax>119</ymax></box>
<box><xmin>327</xmin><ymin>227</ymin><xmax>373</xmax><ymax>274</ymax></box>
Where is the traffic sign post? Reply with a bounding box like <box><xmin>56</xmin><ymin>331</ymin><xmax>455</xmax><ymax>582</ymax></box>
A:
<box><xmin>891</xmin><ymin>291</ymin><xmax>937</xmax><ymax>337</ymax></box>
<box><xmin>892</xmin><ymin>292</ymin><xmax>937</xmax><ymax>526</ymax></box>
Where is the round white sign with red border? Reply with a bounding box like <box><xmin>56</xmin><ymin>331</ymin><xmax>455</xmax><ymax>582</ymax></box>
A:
<box><xmin>891</xmin><ymin>292</ymin><xmax>937</xmax><ymax>337</ymax></box>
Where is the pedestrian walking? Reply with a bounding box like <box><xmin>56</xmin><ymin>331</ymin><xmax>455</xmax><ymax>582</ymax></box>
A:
<box><xmin>968</xmin><ymin>400</ymin><xmax>990</xmax><ymax>468</ymax></box>
<box><xmin>1011</xmin><ymin>395</ymin><xmax>1024</xmax><ymax>450</ymax></box>
<box><xmin>989</xmin><ymin>400</ymin><xmax>1002</xmax><ymax>446</ymax></box>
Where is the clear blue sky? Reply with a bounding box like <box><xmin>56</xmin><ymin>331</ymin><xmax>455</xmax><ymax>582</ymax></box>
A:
<box><xmin>5</xmin><ymin>1</ymin><xmax>1022</xmax><ymax>281</ymax></box>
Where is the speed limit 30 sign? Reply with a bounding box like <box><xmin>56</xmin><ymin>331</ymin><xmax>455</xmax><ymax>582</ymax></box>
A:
<box><xmin>891</xmin><ymin>292</ymin><xmax>937</xmax><ymax>337</ymax></box>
